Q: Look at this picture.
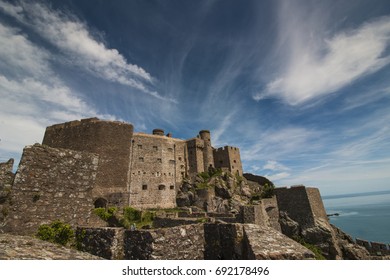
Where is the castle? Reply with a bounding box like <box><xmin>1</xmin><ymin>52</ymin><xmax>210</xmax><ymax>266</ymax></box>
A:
<box><xmin>41</xmin><ymin>117</ymin><xmax>242</xmax><ymax>210</ymax></box>
<box><xmin>1</xmin><ymin>118</ymin><xmax>384</xmax><ymax>260</ymax></box>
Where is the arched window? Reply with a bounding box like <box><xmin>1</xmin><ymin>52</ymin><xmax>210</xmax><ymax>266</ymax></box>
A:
<box><xmin>94</xmin><ymin>197</ymin><xmax>107</xmax><ymax>209</ymax></box>
<box><xmin>158</xmin><ymin>184</ymin><xmax>166</xmax><ymax>190</ymax></box>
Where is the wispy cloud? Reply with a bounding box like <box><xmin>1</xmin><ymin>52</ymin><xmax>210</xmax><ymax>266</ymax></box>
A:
<box><xmin>254</xmin><ymin>2</ymin><xmax>390</xmax><ymax>105</ymax></box>
<box><xmin>0</xmin><ymin>21</ymin><xmax>114</xmax><ymax>162</ymax></box>
<box><xmin>263</xmin><ymin>160</ymin><xmax>290</xmax><ymax>172</ymax></box>
<box><xmin>0</xmin><ymin>0</ymin><xmax>175</xmax><ymax>102</ymax></box>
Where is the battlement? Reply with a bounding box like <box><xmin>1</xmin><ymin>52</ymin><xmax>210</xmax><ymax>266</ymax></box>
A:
<box><xmin>214</xmin><ymin>146</ymin><xmax>240</xmax><ymax>152</ymax></box>
<box><xmin>213</xmin><ymin>145</ymin><xmax>243</xmax><ymax>176</ymax></box>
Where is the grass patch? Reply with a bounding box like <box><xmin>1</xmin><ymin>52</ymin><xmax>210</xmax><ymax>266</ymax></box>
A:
<box><xmin>293</xmin><ymin>235</ymin><xmax>326</xmax><ymax>260</ymax></box>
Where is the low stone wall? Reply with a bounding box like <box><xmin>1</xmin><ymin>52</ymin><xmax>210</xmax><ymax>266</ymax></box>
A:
<box><xmin>243</xmin><ymin>224</ymin><xmax>315</xmax><ymax>260</ymax></box>
<box><xmin>238</xmin><ymin>204</ymin><xmax>269</xmax><ymax>227</ymax></box>
<box><xmin>356</xmin><ymin>239</ymin><xmax>390</xmax><ymax>256</ymax></box>
<box><xmin>204</xmin><ymin>223</ymin><xmax>244</xmax><ymax>259</ymax></box>
<box><xmin>152</xmin><ymin>217</ymin><xmax>204</xmax><ymax>228</ymax></box>
<box><xmin>75</xmin><ymin>223</ymin><xmax>315</xmax><ymax>260</ymax></box>
<box><xmin>124</xmin><ymin>224</ymin><xmax>205</xmax><ymax>260</ymax></box>
<box><xmin>76</xmin><ymin>227</ymin><xmax>124</xmax><ymax>259</ymax></box>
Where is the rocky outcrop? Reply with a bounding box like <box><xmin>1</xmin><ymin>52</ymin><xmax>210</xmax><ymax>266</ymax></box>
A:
<box><xmin>176</xmin><ymin>172</ymin><xmax>263</xmax><ymax>213</ymax></box>
<box><xmin>0</xmin><ymin>234</ymin><xmax>102</xmax><ymax>260</ymax></box>
<box><xmin>331</xmin><ymin>224</ymin><xmax>370</xmax><ymax>260</ymax></box>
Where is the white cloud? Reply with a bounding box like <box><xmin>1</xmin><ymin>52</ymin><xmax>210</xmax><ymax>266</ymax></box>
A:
<box><xmin>266</xmin><ymin>172</ymin><xmax>291</xmax><ymax>182</ymax></box>
<box><xmin>0</xmin><ymin>21</ymin><xmax>116</xmax><ymax>162</ymax></box>
<box><xmin>0</xmin><ymin>0</ymin><xmax>175</xmax><ymax>102</ymax></box>
<box><xmin>254</xmin><ymin>9</ymin><xmax>390</xmax><ymax>105</ymax></box>
<box><xmin>263</xmin><ymin>160</ymin><xmax>290</xmax><ymax>171</ymax></box>
<box><xmin>241</xmin><ymin>126</ymin><xmax>321</xmax><ymax>161</ymax></box>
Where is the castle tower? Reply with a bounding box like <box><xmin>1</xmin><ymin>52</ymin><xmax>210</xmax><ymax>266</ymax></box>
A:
<box><xmin>42</xmin><ymin>118</ymin><xmax>134</xmax><ymax>207</ymax></box>
<box><xmin>199</xmin><ymin>130</ymin><xmax>214</xmax><ymax>171</ymax></box>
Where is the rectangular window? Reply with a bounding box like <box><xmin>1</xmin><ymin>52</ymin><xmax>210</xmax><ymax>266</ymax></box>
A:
<box><xmin>139</xmin><ymin>157</ymin><xmax>144</xmax><ymax>162</ymax></box>
<box><xmin>170</xmin><ymin>185</ymin><xmax>174</xmax><ymax>190</ymax></box>
<box><xmin>169</xmin><ymin>159</ymin><xmax>175</xmax><ymax>164</ymax></box>
<box><xmin>142</xmin><ymin>185</ymin><xmax>147</xmax><ymax>190</ymax></box>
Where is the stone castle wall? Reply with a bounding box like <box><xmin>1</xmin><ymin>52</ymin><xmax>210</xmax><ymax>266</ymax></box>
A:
<box><xmin>42</xmin><ymin>118</ymin><xmax>134</xmax><ymax>207</ymax></box>
<box><xmin>274</xmin><ymin>186</ymin><xmax>316</xmax><ymax>228</ymax></box>
<box><xmin>3</xmin><ymin>144</ymin><xmax>102</xmax><ymax>235</ymax></box>
<box><xmin>0</xmin><ymin>159</ymin><xmax>15</xmax><ymax>228</ymax></box>
<box><xmin>306</xmin><ymin>187</ymin><xmax>328</xmax><ymax>222</ymax></box>
<box><xmin>128</xmin><ymin>133</ymin><xmax>186</xmax><ymax>209</ymax></box>
<box><xmin>214</xmin><ymin>146</ymin><xmax>243</xmax><ymax>176</ymax></box>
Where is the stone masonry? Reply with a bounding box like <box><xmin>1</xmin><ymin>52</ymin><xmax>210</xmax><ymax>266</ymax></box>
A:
<box><xmin>77</xmin><ymin>223</ymin><xmax>314</xmax><ymax>260</ymax></box>
<box><xmin>41</xmin><ymin>118</ymin><xmax>243</xmax><ymax>210</ymax></box>
<box><xmin>3</xmin><ymin>144</ymin><xmax>101</xmax><ymax>235</ymax></box>
<box><xmin>0</xmin><ymin>159</ymin><xmax>15</xmax><ymax>228</ymax></box>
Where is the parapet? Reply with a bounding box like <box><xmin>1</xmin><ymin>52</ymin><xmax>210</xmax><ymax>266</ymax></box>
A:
<box><xmin>152</xmin><ymin>128</ymin><xmax>165</xmax><ymax>136</ymax></box>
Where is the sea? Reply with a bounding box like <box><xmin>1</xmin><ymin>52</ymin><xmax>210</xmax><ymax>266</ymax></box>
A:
<box><xmin>322</xmin><ymin>190</ymin><xmax>390</xmax><ymax>244</ymax></box>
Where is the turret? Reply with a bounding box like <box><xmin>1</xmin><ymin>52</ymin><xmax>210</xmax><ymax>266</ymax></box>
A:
<box><xmin>199</xmin><ymin>130</ymin><xmax>214</xmax><ymax>171</ymax></box>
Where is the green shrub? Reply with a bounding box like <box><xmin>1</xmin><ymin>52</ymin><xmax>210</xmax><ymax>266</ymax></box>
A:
<box><xmin>123</xmin><ymin>207</ymin><xmax>141</xmax><ymax>221</ymax></box>
<box><xmin>93</xmin><ymin>207</ymin><xmax>117</xmax><ymax>221</ymax></box>
<box><xmin>36</xmin><ymin>220</ymin><xmax>74</xmax><ymax>246</ymax></box>
<box><xmin>121</xmin><ymin>207</ymin><xmax>154</xmax><ymax>229</ymax></box>
<box><xmin>260</xmin><ymin>183</ymin><xmax>275</xmax><ymax>198</ymax></box>
<box><xmin>198</xmin><ymin>171</ymin><xmax>210</xmax><ymax>181</ymax></box>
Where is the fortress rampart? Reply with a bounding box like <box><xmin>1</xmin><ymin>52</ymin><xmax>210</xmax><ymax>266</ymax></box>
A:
<box><xmin>42</xmin><ymin>118</ymin><xmax>134</xmax><ymax>206</ymax></box>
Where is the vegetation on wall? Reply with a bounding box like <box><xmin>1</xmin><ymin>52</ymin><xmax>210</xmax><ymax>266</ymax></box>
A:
<box><xmin>36</xmin><ymin>220</ymin><xmax>74</xmax><ymax>246</ymax></box>
<box><xmin>93</xmin><ymin>206</ymin><xmax>155</xmax><ymax>229</ymax></box>
<box><xmin>93</xmin><ymin>207</ymin><xmax>117</xmax><ymax>222</ymax></box>
<box><xmin>292</xmin><ymin>235</ymin><xmax>326</xmax><ymax>260</ymax></box>
<box><xmin>260</xmin><ymin>183</ymin><xmax>275</xmax><ymax>199</ymax></box>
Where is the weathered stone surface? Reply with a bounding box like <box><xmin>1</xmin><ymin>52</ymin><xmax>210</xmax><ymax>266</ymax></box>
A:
<box><xmin>262</xmin><ymin>196</ymin><xmax>281</xmax><ymax>231</ymax></box>
<box><xmin>125</xmin><ymin>224</ymin><xmax>205</xmax><ymax>260</ymax></box>
<box><xmin>0</xmin><ymin>159</ymin><xmax>14</xmax><ymax>228</ymax></box>
<box><xmin>238</xmin><ymin>204</ymin><xmax>270</xmax><ymax>227</ymax></box>
<box><xmin>204</xmin><ymin>223</ymin><xmax>244</xmax><ymax>259</ymax></box>
<box><xmin>331</xmin><ymin>225</ymin><xmax>370</xmax><ymax>260</ymax></box>
<box><xmin>76</xmin><ymin>227</ymin><xmax>124</xmax><ymax>259</ymax></box>
<box><xmin>301</xmin><ymin>218</ymin><xmax>342</xmax><ymax>259</ymax></box>
<box><xmin>279</xmin><ymin>211</ymin><xmax>300</xmax><ymax>237</ymax></box>
<box><xmin>2</xmin><ymin>144</ymin><xmax>100</xmax><ymax>235</ymax></box>
<box><xmin>0</xmin><ymin>234</ymin><xmax>102</xmax><ymax>260</ymax></box>
<box><xmin>243</xmin><ymin>224</ymin><xmax>315</xmax><ymax>260</ymax></box>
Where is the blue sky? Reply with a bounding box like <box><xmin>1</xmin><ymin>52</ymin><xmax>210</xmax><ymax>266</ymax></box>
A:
<box><xmin>1</xmin><ymin>0</ymin><xmax>390</xmax><ymax>195</ymax></box>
